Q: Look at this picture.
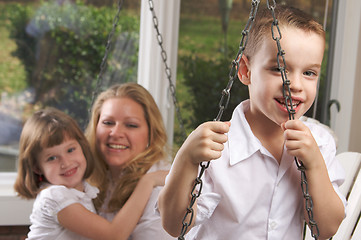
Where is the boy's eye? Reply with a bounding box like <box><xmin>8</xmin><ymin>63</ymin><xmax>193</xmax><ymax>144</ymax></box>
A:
<box><xmin>304</xmin><ymin>70</ymin><xmax>317</xmax><ymax>77</ymax></box>
<box><xmin>270</xmin><ymin>66</ymin><xmax>287</xmax><ymax>73</ymax></box>
<box><xmin>271</xmin><ymin>67</ymin><xmax>281</xmax><ymax>72</ymax></box>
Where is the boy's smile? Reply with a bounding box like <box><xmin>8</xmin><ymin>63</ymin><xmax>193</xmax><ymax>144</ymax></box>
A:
<box><xmin>242</xmin><ymin>26</ymin><xmax>325</xmax><ymax>128</ymax></box>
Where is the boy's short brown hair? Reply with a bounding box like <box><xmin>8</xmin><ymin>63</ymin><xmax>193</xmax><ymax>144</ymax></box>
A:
<box><xmin>244</xmin><ymin>5</ymin><xmax>325</xmax><ymax>61</ymax></box>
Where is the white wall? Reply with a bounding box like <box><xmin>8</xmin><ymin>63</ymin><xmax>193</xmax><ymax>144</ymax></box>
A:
<box><xmin>0</xmin><ymin>173</ymin><xmax>33</xmax><ymax>225</ymax></box>
<box><xmin>329</xmin><ymin>0</ymin><xmax>361</xmax><ymax>153</ymax></box>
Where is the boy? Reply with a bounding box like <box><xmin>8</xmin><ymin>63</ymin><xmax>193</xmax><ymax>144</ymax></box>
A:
<box><xmin>158</xmin><ymin>6</ymin><xmax>346</xmax><ymax>240</ymax></box>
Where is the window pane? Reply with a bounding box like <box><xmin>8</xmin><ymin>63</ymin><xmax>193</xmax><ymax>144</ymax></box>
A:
<box><xmin>174</xmin><ymin>0</ymin><xmax>334</xmax><ymax>147</ymax></box>
<box><xmin>0</xmin><ymin>1</ymin><xmax>140</xmax><ymax>171</ymax></box>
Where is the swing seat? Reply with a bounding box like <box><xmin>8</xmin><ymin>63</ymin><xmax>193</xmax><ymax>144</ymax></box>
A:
<box><xmin>304</xmin><ymin>152</ymin><xmax>361</xmax><ymax>240</ymax></box>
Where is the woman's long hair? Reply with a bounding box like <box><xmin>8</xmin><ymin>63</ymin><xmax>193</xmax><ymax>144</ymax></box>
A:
<box><xmin>85</xmin><ymin>83</ymin><xmax>168</xmax><ymax>212</ymax></box>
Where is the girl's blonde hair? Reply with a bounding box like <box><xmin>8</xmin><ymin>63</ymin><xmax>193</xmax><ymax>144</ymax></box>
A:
<box><xmin>244</xmin><ymin>5</ymin><xmax>325</xmax><ymax>62</ymax></box>
<box><xmin>85</xmin><ymin>83</ymin><xmax>168</xmax><ymax>212</ymax></box>
<box><xmin>14</xmin><ymin>107</ymin><xmax>95</xmax><ymax>199</ymax></box>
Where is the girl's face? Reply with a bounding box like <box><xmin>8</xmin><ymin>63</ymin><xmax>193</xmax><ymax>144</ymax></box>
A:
<box><xmin>243</xmin><ymin>26</ymin><xmax>324</xmax><ymax>127</ymax></box>
<box><xmin>96</xmin><ymin>97</ymin><xmax>149</xmax><ymax>177</ymax></box>
<box><xmin>36</xmin><ymin>137</ymin><xmax>87</xmax><ymax>191</ymax></box>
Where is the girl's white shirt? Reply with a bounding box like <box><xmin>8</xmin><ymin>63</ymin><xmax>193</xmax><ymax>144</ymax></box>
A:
<box><xmin>26</xmin><ymin>181</ymin><xmax>99</xmax><ymax>240</ymax></box>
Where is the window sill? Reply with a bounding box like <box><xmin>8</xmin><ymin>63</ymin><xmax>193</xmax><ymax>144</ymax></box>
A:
<box><xmin>0</xmin><ymin>172</ymin><xmax>33</xmax><ymax>225</ymax></box>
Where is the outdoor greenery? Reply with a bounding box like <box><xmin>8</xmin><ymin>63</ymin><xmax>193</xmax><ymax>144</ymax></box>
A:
<box><xmin>1</xmin><ymin>1</ymin><xmax>139</xmax><ymax>128</ymax></box>
<box><xmin>0</xmin><ymin>0</ymin><xmax>331</xmax><ymax>149</ymax></box>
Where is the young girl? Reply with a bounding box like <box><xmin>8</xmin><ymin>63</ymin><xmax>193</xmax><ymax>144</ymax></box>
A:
<box><xmin>14</xmin><ymin>107</ymin><xmax>167</xmax><ymax>240</ymax></box>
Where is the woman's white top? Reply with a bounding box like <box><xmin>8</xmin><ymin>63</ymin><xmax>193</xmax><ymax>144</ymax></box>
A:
<box><xmin>99</xmin><ymin>160</ymin><xmax>176</xmax><ymax>240</ymax></box>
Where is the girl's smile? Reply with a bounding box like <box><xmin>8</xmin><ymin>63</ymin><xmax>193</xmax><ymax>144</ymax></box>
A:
<box><xmin>36</xmin><ymin>137</ymin><xmax>87</xmax><ymax>191</ymax></box>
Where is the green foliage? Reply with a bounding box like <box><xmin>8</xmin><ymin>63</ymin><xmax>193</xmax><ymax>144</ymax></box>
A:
<box><xmin>5</xmin><ymin>1</ymin><xmax>139</xmax><ymax>128</ymax></box>
<box><xmin>4</xmin><ymin>3</ymin><xmax>36</xmax><ymax>84</ymax></box>
<box><xmin>180</xmin><ymin>50</ymin><xmax>249</xmax><ymax>130</ymax></box>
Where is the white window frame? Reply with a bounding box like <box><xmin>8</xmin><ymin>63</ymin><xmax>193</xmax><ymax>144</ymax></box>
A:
<box><xmin>0</xmin><ymin>0</ymin><xmax>181</xmax><ymax>226</ymax></box>
<box><xmin>137</xmin><ymin>0</ymin><xmax>180</xmax><ymax>148</ymax></box>
<box><xmin>329</xmin><ymin>0</ymin><xmax>361</xmax><ymax>153</ymax></box>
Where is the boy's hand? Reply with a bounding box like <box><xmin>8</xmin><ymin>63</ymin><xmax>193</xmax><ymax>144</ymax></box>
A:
<box><xmin>180</xmin><ymin>121</ymin><xmax>230</xmax><ymax>166</ymax></box>
<box><xmin>282</xmin><ymin>119</ymin><xmax>323</xmax><ymax>169</ymax></box>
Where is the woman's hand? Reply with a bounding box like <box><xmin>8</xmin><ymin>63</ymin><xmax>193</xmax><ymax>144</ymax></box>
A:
<box><xmin>141</xmin><ymin>170</ymin><xmax>169</xmax><ymax>187</ymax></box>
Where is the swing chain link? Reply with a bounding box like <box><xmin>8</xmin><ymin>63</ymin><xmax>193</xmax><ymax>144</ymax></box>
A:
<box><xmin>177</xmin><ymin>1</ymin><xmax>261</xmax><ymax>239</ymax></box>
<box><xmin>147</xmin><ymin>0</ymin><xmax>187</xmax><ymax>141</ymax></box>
<box><xmin>90</xmin><ymin>0</ymin><xmax>124</xmax><ymax>110</ymax></box>
<box><xmin>267</xmin><ymin>2</ymin><xmax>320</xmax><ymax>239</ymax></box>
<box><xmin>178</xmin><ymin>161</ymin><xmax>210</xmax><ymax>240</ymax></box>
<box><xmin>215</xmin><ymin>0</ymin><xmax>261</xmax><ymax>121</ymax></box>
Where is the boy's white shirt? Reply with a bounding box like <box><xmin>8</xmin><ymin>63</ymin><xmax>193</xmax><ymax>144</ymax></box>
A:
<box><xmin>174</xmin><ymin>100</ymin><xmax>346</xmax><ymax>240</ymax></box>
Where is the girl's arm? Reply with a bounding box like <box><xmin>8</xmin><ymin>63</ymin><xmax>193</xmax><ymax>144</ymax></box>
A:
<box><xmin>282</xmin><ymin>120</ymin><xmax>344</xmax><ymax>240</ymax></box>
<box><xmin>158</xmin><ymin>121</ymin><xmax>229</xmax><ymax>237</ymax></box>
<box><xmin>58</xmin><ymin>170</ymin><xmax>168</xmax><ymax>240</ymax></box>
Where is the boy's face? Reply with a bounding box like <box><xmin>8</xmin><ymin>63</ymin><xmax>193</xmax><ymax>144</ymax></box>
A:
<box><xmin>244</xmin><ymin>26</ymin><xmax>324</xmax><ymax>126</ymax></box>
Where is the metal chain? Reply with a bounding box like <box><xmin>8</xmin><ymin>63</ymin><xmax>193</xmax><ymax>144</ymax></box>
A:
<box><xmin>177</xmin><ymin>1</ymin><xmax>261</xmax><ymax>239</ymax></box>
<box><xmin>92</xmin><ymin>1</ymin><xmax>320</xmax><ymax>239</ymax></box>
<box><xmin>215</xmin><ymin>0</ymin><xmax>261</xmax><ymax>122</ymax></box>
<box><xmin>90</xmin><ymin>0</ymin><xmax>124</xmax><ymax>110</ymax></box>
<box><xmin>147</xmin><ymin>0</ymin><xmax>187</xmax><ymax>141</ymax></box>
<box><xmin>89</xmin><ymin>0</ymin><xmax>187</xmax><ymax>141</ymax></box>
<box><xmin>266</xmin><ymin>1</ymin><xmax>320</xmax><ymax>239</ymax></box>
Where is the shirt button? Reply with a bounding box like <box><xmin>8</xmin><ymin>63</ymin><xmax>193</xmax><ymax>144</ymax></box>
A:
<box><xmin>269</xmin><ymin>220</ymin><xmax>278</xmax><ymax>230</ymax></box>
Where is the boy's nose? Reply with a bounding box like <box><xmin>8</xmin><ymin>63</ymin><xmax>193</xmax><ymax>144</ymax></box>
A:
<box><xmin>289</xmin><ymin>75</ymin><xmax>302</xmax><ymax>92</ymax></box>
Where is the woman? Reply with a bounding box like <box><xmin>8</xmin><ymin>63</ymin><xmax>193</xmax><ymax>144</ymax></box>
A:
<box><xmin>85</xmin><ymin>83</ymin><xmax>174</xmax><ymax>239</ymax></box>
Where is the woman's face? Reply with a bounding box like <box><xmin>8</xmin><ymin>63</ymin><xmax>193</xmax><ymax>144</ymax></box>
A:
<box><xmin>96</xmin><ymin>97</ymin><xmax>149</xmax><ymax>175</ymax></box>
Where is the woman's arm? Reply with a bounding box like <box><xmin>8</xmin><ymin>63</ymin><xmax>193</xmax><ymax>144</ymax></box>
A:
<box><xmin>58</xmin><ymin>170</ymin><xmax>168</xmax><ymax>240</ymax></box>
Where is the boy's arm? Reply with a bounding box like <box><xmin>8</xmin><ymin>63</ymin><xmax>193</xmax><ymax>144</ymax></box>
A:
<box><xmin>58</xmin><ymin>170</ymin><xmax>168</xmax><ymax>240</ymax></box>
<box><xmin>283</xmin><ymin>120</ymin><xmax>344</xmax><ymax>240</ymax></box>
<box><xmin>158</xmin><ymin>121</ymin><xmax>230</xmax><ymax>237</ymax></box>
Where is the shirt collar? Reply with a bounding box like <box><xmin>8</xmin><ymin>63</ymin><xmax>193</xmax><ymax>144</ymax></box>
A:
<box><xmin>228</xmin><ymin>100</ymin><xmax>265</xmax><ymax>166</ymax></box>
<box><xmin>83</xmin><ymin>181</ymin><xmax>99</xmax><ymax>199</ymax></box>
<box><xmin>66</xmin><ymin>181</ymin><xmax>99</xmax><ymax>200</ymax></box>
<box><xmin>227</xmin><ymin>100</ymin><xmax>330</xmax><ymax>166</ymax></box>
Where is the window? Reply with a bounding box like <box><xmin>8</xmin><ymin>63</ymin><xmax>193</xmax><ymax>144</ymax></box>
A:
<box><xmin>176</xmin><ymin>0</ymin><xmax>335</xmax><ymax>140</ymax></box>
<box><xmin>0</xmin><ymin>1</ymin><xmax>141</xmax><ymax>172</ymax></box>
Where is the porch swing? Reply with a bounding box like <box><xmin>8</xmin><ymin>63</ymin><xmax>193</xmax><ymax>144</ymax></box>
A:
<box><xmin>92</xmin><ymin>1</ymin><xmax>361</xmax><ymax>240</ymax></box>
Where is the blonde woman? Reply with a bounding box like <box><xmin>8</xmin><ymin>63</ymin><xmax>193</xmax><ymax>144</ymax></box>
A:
<box><xmin>86</xmin><ymin>83</ymin><xmax>174</xmax><ymax>239</ymax></box>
